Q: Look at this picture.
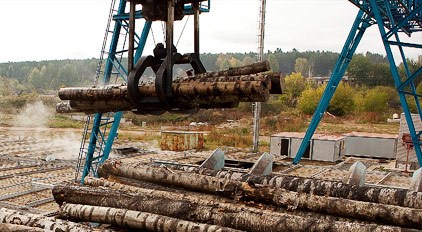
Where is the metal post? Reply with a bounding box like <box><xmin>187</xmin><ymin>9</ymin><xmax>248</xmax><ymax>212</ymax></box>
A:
<box><xmin>193</xmin><ymin>1</ymin><xmax>200</xmax><ymax>56</ymax></box>
<box><xmin>253</xmin><ymin>0</ymin><xmax>266</xmax><ymax>153</ymax></box>
<box><xmin>293</xmin><ymin>10</ymin><xmax>370</xmax><ymax>164</ymax></box>
<box><xmin>128</xmin><ymin>0</ymin><xmax>136</xmax><ymax>73</ymax></box>
<box><xmin>166</xmin><ymin>0</ymin><xmax>175</xmax><ymax>97</ymax></box>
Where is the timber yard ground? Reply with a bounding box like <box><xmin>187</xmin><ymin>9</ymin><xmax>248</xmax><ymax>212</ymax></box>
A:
<box><xmin>0</xmin><ymin>110</ymin><xmax>412</xmax><ymax>210</ymax></box>
<box><xmin>0</xmin><ymin>105</ymin><xmax>419</xmax><ymax>231</ymax></box>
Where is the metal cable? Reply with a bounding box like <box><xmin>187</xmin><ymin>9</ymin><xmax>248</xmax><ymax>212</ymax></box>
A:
<box><xmin>176</xmin><ymin>16</ymin><xmax>190</xmax><ymax>46</ymax></box>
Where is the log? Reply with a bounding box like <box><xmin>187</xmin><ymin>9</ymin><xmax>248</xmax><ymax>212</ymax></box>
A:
<box><xmin>56</xmin><ymin>102</ymin><xmax>78</xmax><ymax>114</ymax></box>
<box><xmin>191</xmin><ymin>61</ymin><xmax>270</xmax><ymax>79</ymax></box>
<box><xmin>0</xmin><ymin>223</ymin><xmax>44</xmax><ymax>232</ymax></box>
<box><xmin>61</xmin><ymin>203</ymin><xmax>243</xmax><ymax>232</ymax></box>
<box><xmin>58</xmin><ymin>74</ymin><xmax>273</xmax><ymax>102</ymax></box>
<box><xmin>97</xmin><ymin>162</ymin><xmax>422</xmax><ymax>228</ymax></box>
<box><xmin>170</xmin><ymin>165</ymin><xmax>422</xmax><ymax>209</ymax></box>
<box><xmin>85</xmin><ymin>176</ymin><xmax>375</xmax><ymax>223</ymax></box>
<box><xmin>53</xmin><ymin>182</ymin><xmax>411</xmax><ymax>232</ymax></box>
<box><xmin>97</xmin><ymin>160</ymin><xmax>246</xmax><ymax>196</ymax></box>
<box><xmin>57</xmin><ymin>75</ymin><xmax>274</xmax><ymax>113</ymax></box>
<box><xmin>0</xmin><ymin>207</ymin><xmax>97</xmax><ymax>232</ymax></box>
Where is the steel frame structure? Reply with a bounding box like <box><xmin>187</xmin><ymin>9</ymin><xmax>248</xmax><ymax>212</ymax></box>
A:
<box><xmin>76</xmin><ymin>0</ymin><xmax>210</xmax><ymax>183</ymax></box>
<box><xmin>294</xmin><ymin>0</ymin><xmax>422</xmax><ymax>165</ymax></box>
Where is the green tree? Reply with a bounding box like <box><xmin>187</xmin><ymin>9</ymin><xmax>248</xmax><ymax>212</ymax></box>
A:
<box><xmin>283</xmin><ymin>72</ymin><xmax>307</xmax><ymax>107</ymax></box>
<box><xmin>298</xmin><ymin>85</ymin><xmax>324</xmax><ymax>115</ymax></box>
<box><xmin>228</xmin><ymin>57</ymin><xmax>241</xmax><ymax>68</ymax></box>
<box><xmin>328</xmin><ymin>83</ymin><xmax>355</xmax><ymax>116</ymax></box>
<box><xmin>268</xmin><ymin>54</ymin><xmax>279</xmax><ymax>72</ymax></box>
<box><xmin>242</xmin><ymin>56</ymin><xmax>255</xmax><ymax>66</ymax></box>
<box><xmin>398</xmin><ymin>58</ymin><xmax>422</xmax><ymax>87</ymax></box>
<box><xmin>298</xmin><ymin>83</ymin><xmax>355</xmax><ymax>116</ymax></box>
<box><xmin>348</xmin><ymin>54</ymin><xmax>372</xmax><ymax>85</ymax></box>
<box><xmin>28</xmin><ymin>67</ymin><xmax>43</xmax><ymax>89</ymax></box>
<box><xmin>372</xmin><ymin>63</ymin><xmax>393</xmax><ymax>86</ymax></box>
<box><xmin>57</xmin><ymin>64</ymin><xmax>79</xmax><ymax>87</ymax></box>
<box><xmin>215</xmin><ymin>54</ymin><xmax>230</xmax><ymax>70</ymax></box>
<box><xmin>294</xmin><ymin>57</ymin><xmax>309</xmax><ymax>77</ymax></box>
<box><xmin>355</xmin><ymin>88</ymin><xmax>388</xmax><ymax>113</ymax></box>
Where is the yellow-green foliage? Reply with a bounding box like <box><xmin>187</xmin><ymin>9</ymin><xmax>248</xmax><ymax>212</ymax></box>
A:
<box><xmin>355</xmin><ymin>88</ymin><xmax>389</xmax><ymax>113</ymax></box>
<box><xmin>298</xmin><ymin>83</ymin><xmax>355</xmax><ymax>116</ymax></box>
<box><xmin>282</xmin><ymin>72</ymin><xmax>307</xmax><ymax>107</ymax></box>
<box><xmin>297</xmin><ymin>85</ymin><xmax>324</xmax><ymax>115</ymax></box>
<box><xmin>328</xmin><ymin>83</ymin><xmax>355</xmax><ymax>116</ymax></box>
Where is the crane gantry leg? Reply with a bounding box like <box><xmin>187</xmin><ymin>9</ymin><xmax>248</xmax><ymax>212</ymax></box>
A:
<box><xmin>294</xmin><ymin>1</ymin><xmax>422</xmax><ymax>165</ymax></box>
<box><xmin>368</xmin><ymin>0</ymin><xmax>422</xmax><ymax>165</ymax></box>
<box><xmin>293</xmin><ymin>10</ymin><xmax>372</xmax><ymax>164</ymax></box>
<box><xmin>76</xmin><ymin>0</ymin><xmax>211</xmax><ymax>183</ymax></box>
<box><xmin>78</xmin><ymin>0</ymin><xmax>152</xmax><ymax>183</ymax></box>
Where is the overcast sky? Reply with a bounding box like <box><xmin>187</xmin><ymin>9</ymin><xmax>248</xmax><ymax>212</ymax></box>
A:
<box><xmin>0</xmin><ymin>0</ymin><xmax>420</xmax><ymax>63</ymax></box>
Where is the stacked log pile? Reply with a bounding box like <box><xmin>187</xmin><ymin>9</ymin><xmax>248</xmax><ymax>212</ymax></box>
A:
<box><xmin>52</xmin><ymin>160</ymin><xmax>422</xmax><ymax>231</ymax></box>
<box><xmin>56</xmin><ymin>61</ymin><xmax>285</xmax><ymax>114</ymax></box>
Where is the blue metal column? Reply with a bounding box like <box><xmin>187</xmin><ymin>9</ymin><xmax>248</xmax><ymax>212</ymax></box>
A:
<box><xmin>99</xmin><ymin>21</ymin><xmax>152</xmax><ymax>164</ymax></box>
<box><xmin>293</xmin><ymin>10</ymin><xmax>371</xmax><ymax>164</ymax></box>
<box><xmin>81</xmin><ymin>0</ymin><xmax>128</xmax><ymax>182</ymax></box>
<box><xmin>368</xmin><ymin>0</ymin><xmax>422</xmax><ymax>165</ymax></box>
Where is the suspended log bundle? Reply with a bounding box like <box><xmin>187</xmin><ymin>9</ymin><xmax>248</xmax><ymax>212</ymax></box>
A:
<box><xmin>56</xmin><ymin>62</ymin><xmax>284</xmax><ymax>114</ymax></box>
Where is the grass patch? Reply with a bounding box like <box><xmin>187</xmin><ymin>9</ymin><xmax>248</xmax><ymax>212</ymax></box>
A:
<box><xmin>117</xmin><ymin>132</ymin><xmax>160</xmax><ymax>143</ymax></box>
<box><xmin>205</xmin><ymin>127</ymin><xmax>252</xmax><ymax>150</ymax></box>
<box><xmin>48</xmin><ymin>115</ymin><xmax>84</xmax><ymax>128</ymax></box>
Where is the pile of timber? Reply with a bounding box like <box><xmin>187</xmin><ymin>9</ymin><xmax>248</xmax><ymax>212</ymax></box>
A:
<box><xmin>52</xmin><ymin>159</ymin><xmax>422</xmax><ymax>232</ymax></box>
<box><xmin>56</xmin><ymin>61</ymin><xmax>285</xmax><ymax>114</ymax></box>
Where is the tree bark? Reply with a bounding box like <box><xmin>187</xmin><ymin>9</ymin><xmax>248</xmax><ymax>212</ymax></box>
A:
<box><xmin>57</xmin><ymin>75</ymin><xmax>275</xmax><ymax>113</ymax></box>
<box><xmin>53</xmin><ymin>182</ymin><xmax>412</xmax><ymax>232</ymax></box>
<box><xmin>61</xmin><ymin>203</ymin><xmax>243</xmax><ymax>232</ymax></box>
<box><xmin>97</xmin><ymin>160</ymin><xmax>246</xmax><ymax>196</ymax></box>
<box><xmin>170</xmin><ymin>165</ymin><xmax>422</xmax><ymax>209</ymax></box>
<box><xmin>59</xmin><ymin>74</ymin><xmax>273</xmax><ymax>102</ymax></box>
<box><xmin>0</xmin><ymin>207</ymin><xmax>97</xmax><ymax>232</ymax></box>
<box><xmin>192</xmin><ymin>61</ymin><xmax>270</xmax><ymax>79</ymax></box>
<box><xmin>84</xmin><ymin>176</ymin><xmax>376</xmax><ymax>223</ymax></box>
<box><xmin>96</xmin><ymin>162</ymin><xmax>422</xmax><ymax>228</ymax></box>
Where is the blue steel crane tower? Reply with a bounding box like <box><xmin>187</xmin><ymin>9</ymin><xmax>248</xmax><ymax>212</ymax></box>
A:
<box><xmin>75</xmin><ymin>0</ymin><xmax>210</xmax><ymax>182</ymax></box>
<box><xmin>294</xmin><ymin>0</ymin><xmax>422</xmax><ymax>165</ymax></box>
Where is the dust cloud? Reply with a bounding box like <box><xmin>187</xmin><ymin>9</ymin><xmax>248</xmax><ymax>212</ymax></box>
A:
<box><xmin>10</xmin><ymin>100</ymin><xmax>81</xmax><ymax>161</ymax></box>
<box><xmin>14</xmin><ymin>101</ymin><xmax>52</xmax><ymax>128</ymax></box>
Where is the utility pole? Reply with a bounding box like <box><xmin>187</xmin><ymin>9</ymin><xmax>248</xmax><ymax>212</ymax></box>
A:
<box><xmin>253</xmin><ymin>0</ymin><xmax>266</xmax><ymax>153</ymax></box>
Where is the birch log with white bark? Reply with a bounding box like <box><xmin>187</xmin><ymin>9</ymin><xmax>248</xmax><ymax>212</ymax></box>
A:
<box><xmin>61</xmin><ymin>203</ymin><xmax>243</xmax><ymax>232</ymax></box>
<box><xmin>0</xmin><ymin>207</ymin><xmax>98</xmax><ymax>232</ymax></box>
<box><xmin>96</xmin><ymin>161</ymin><xmax>422</xmax><ymax>228</ymax></box>
<box><xmin>52</xmin><ymin>182</ymin><xmax>416</xmax><ymax>232</ymax></box>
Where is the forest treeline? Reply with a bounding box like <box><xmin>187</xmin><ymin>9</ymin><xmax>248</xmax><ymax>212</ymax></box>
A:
<box><xmin>0</xmin><ymin>49</ymin><xmax>420</xmax><ymax>96</ymax></box>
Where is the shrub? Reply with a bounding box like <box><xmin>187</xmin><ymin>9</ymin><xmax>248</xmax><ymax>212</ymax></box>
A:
<box><xmin>328</xmin><ymin>83</ymin><xmax>355</xmax><ymax>116</ymax></box>
<box><xmin>284</xmin><ymin>72</ymin><xmax>307</xmax><ymax>107</ymax></box>
<box><xmin>297</xmin><ymin>86</ymin><xmax>324</xmax><ymax>115</ymax></box>
<box><xmin>354</xmin><ymin>87</ymin><xmax>389</xmax><ymax>123</ymax></box>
